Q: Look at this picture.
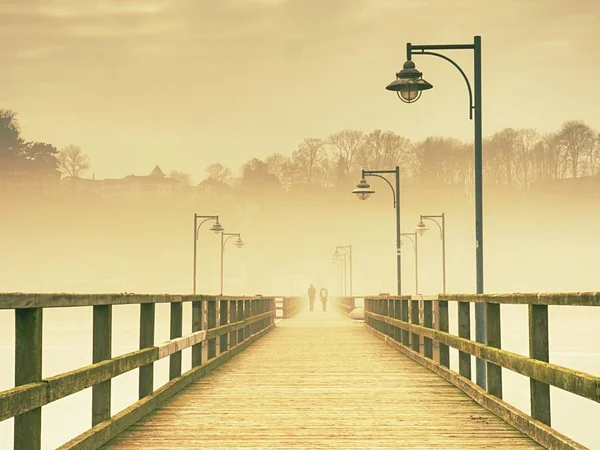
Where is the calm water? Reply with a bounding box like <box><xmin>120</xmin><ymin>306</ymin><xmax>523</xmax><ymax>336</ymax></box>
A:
<box><xmin>0</xmin><ymin>303</ymin><xmax>599</xmax><ymax>449</ymax></box>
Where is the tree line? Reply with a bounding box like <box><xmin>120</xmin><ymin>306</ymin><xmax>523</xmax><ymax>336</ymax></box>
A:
<box><xmin>198</xmin><ymin>121</ymin><xmax>599</xmax><ymax>194</ymax></box>
<box><xmin>2</xmin><ymin>107</ymin><xmax>598</xmax><ymax>195</ymax></box>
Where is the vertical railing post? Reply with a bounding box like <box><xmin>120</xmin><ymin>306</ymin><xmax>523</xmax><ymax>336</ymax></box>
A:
<box><xmin>438</xmin><ymin>300</ymin><xmax>450</xmax><ymax>368</ymax></box>
<box><xmin>423</xmin><ymin>300</ymin><xmax>433</xmax><ymax>359</ymax></box>
<box><xmin>237</xmin><ymin>300</ymin><xmax>244</xmax><ymax>343</ymax></box>
<box><xmin>192</xmin><ymin>298</ymin><xmax>203</xmax><ymax>367</ymax></box>
<box><xmin>529</xmin><ymin>304</ymin><xmax>551</xmax><ymax>426</ymax></box>
<box><xmin>410</xmin><ymin>299</ymin><xmax>420</xmax><ymax>353</ymax></box>
<box><xmin>139</xmin><ymin>303</ymin><xmax>155</xmax><ymax>398</ymax></box>
<box><xmin>14</xmin><ymin>308</ymin><xmax>43</xmax><ymax>450</ymax></box>
<box><xmin>219</xmin><ymin>299</ymin><xmax>228</xmax><ymax>353</ymax></box>
<box><xmin>486</xmin><ymin>302</ymin><xmax>503</xmax><ymax>398</ymax></box>
<box><xmin>92</xmin><ymin>305</ymin><xmax>112</xmax><ymax>425</ymax></box>
<box><xmin>229</xmin><ymin>299</ymin><xmax>237</xmax><ymax>347</ymax></box>
<box><xmin>169</xmin><ymin>302</ymin><xmax>183</xmax><ymax>380</ymax></box>
<box><xmin>207</xmin><ymin>300</ymin><xmax>217</xmax><ymax>359</ymax></box>
<box><xmin>458</xmin><ymin>301</ymin><xmax>472</xmax><ymax>379</ymax></box>
<box><xmin>394</xmin><ymin>299</ymin><xmax>401</xmax><ymax>342</ymax></box>
<box><xmin>387</xmin><ymin>300</ymin><xmax>394</xmax><ymax>337</ymax></box>
<box><xmin>401</xmin><ymin>298</ymin><xmax>409</xmax><ymax>346</ymax></box>
<box><xmin>245</xmin><ymin>300</ymin><xmax>252</xmax><ymax>337</ymax></box>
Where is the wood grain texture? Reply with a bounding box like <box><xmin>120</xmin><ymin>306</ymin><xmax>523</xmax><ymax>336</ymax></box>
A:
<box><xmin>103</xmin><ymin>311</ymin><xmax>540</xmax><ymax>449</ymax></box>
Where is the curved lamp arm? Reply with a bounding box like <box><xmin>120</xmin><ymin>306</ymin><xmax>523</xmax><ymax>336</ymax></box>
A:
<box><xmin>421</xmin><ymin>216</ymin><xmax>444</xmax><ymax>239</ymax></box>
<box><xmin>196</xmin><ymin>217</ymin><xmax>217</xmax><ymax>240</ymax></box>
<box><xmin>364</xmin><ymin>173</ymin><xmax>396</xmax><ymax>207</ymax></box>
<box><xmin>222</xmin><ymin>233</ymin><xmax>241</xmax><ymax>251</ymax></box>
<box><xmin>335</xmin><ymin>246</ymin><xmax>351</xmax><ymax>257</ymax></box>
<box><xmin>411</xmin><ymin>50</ymin><xmax>474</xmax><ymax>119</ymax></box>
<box><xmin>400</xmin><ymin>233</ymin><xmax>416</xmax><ymax>250</ymax></box>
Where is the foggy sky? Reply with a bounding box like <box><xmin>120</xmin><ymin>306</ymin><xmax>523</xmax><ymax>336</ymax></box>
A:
<box><xmin>1</xmin><ymin>0</ymin><xmax>599</xmax><ymax>181</ymax></box>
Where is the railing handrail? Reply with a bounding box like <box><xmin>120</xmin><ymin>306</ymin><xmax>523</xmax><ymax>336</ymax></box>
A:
<box><xmin>364</xmin><ymin>291</ymin><xmax>600</xmax><ymax>307</ymax></box>
<box><xmin>0</xmin><ymin>293</ymin><xmax>279</xmax><ymax>309</ymax></box>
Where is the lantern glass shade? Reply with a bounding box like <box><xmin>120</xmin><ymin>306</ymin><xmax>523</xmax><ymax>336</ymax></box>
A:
<box><xmin>415</xmin><ymin>220</ymin><xmax>428</xmax><ymax>236</ymax></box>
<box><xmin>352</xmin><ymin>178</ymin><xmax>375</xmax><ymax>200</ymax></box>
<box><xmin>210</xmin><ymin>221</ymin><xmax>224</xmax><ymax>234</ymax></box>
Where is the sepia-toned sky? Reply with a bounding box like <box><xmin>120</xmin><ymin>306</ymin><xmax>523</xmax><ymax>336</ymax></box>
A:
<box><xmin>1</xmin><ymin>0</ymin><xmax>599</xmax><ymax>181</ymax></box>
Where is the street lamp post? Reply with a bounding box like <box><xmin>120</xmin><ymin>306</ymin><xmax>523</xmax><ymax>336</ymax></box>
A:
<box><xmin>220</xmin><ymin>232</ymin><xmax>244</xmax><ymax>295</ymax></box>
<box><xmin>400</xmin><ymin>232</ymin><xmax>418</xmax><ymax>295</ymax></box>
<box><xmin>352</xmin><ymin>167</ymin><xmax>401</xmax><ymax>295</ymax></box>
<box><xmin>334</xmin><ymin>245</ymin><xmax>353</xmax><ymax>296</ymax></box>
<box><xmin>193</xmin><ymin>214</ymin><xmax>224</xmax><ymax>295</ymax></box>
<box><xmin>331</xmin><ymin>258</ymin><xmax>344</xmax><ymax>296</ymax></box>
<box><xmin>416</xmin><ymin>213</ymin><xmax>446</xmax><ymax>294</ymax></box>
<box><xmin>386</xmin><ymin>36</ymin><xmax>486</xmax><ymax>388</ymax></box>
<box><xmin>332</xmin><ymin>251</ymin><xmax>347</xmax><ymax>296</ymax></box>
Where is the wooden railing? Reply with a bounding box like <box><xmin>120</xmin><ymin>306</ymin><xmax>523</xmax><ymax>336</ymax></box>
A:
<box><xmin>335</xmin><ymin>297</ymin><xmax>356</xmax><ymax>314</ymax></box>
<box><xmin>363</xmin><ymin>292</ymin><xmax>600</xmax><ymax>450</ymax></box>
<box><xmin>0</xmin><ymin>293</ymin><xmax>277</xmax><ymax>450</ymax></box>
<box><xmin>275</xmin><ymin>296</ymin><xmax>303</xmax><ymax>319</ymax></box>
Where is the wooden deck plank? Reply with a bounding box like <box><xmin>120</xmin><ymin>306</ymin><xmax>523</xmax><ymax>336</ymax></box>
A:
<box><xmin>102</xmin><ymin>311</ymin><xmax>541</xmax><ymax>449</ymax></box>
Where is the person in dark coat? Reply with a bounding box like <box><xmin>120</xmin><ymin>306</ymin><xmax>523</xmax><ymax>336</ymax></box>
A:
<box><xmin>308</xmin><ymin>284</ymin><xmax>316</xmax><ymax>311</ymax></box>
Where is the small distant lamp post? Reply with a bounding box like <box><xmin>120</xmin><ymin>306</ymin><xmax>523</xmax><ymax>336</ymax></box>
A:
<box><xmin>334</xmin><ymin>245</ymin><xmax>353</xmax><ymax>296</ymax></box>
<box><xmin>400</xmin><ymin>232</ymin><xmax>419</xmax><ymax>295</ymax></box>
<box><xmin>387</xmin><ymin>36</ymin><xmax>486</xmax><ymax>388</ymax></box>
<box><xmin>332</xmin><ymin>250</ymin><xmax>347</xmax><ymax>296</ymax></box>
<box><xmin>352</xmin><ymin>167</ymin><xmax>401</xmax><ymax>295</ymax></box>
<box><xmin>193</xmin><ymin>214</ymin><xmax>224</xmax><ymax>295</ymax></box>
<box><xmin>220</xmin><ymin>232</ymin><xmax>244</xmax><ymax>295</ymax></box>
<box><xmin>416</xmin><ymin>213</ymin><xmax>446</xmax><ymax>294</ymax></box>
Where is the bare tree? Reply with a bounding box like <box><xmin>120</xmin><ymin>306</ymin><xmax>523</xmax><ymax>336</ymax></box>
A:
<box><xmin>557</xmin><ymin>121</ymin><xmax>596</xmax><ymax>178</ymax></box>
<box><xmin>169</xmin><ymin>170</ymin><xmax>192</xmax><ymax>186</ymax></box>
<box><xmin>359</xmin><ymin>130</ymin><xmax>411</xmax><ymax>171</ymax></box>
<box><xmin>265</xmin><ymin>153</ymin><xmax>289</xmax><ymax>185</ymax></box>
<box><xmin>205</xmin><ymin>162</ymin><xmax>233</xmax><ymax>185</ymax></box>
<box><xmin>531</xmin><ymin>133</ymin><xmax>566</xmax><ymax>181</ymax></box>
<box><xmin>512</xmin><ymin>128</ymin><xmax>540</xmax><ymax>189</ymax></box>
<box><xmin>57</xmin><ymin>144</ymin><xmax>90</xmax><ymax>178</ymax></box>
<box><xmin>291</xmin><ymin>138</ymin><xmax>324</xmax><ymax>184</ymax></box>
<box><xmin>326</xmin><ymin>130</ymin><xmax>366</xmax><ymax>179</ymax></box>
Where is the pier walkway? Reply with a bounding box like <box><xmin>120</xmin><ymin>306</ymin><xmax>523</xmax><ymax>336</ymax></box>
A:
<box><xmin>102</xmin><ymin>310</ymin><xmax>540</xmax><ymax>449</ymax></box>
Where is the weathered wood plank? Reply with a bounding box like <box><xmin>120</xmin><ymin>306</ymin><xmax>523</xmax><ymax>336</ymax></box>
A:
<box><xmin>366</xmin><ymin>324</ymin><xmax>585</xmax><ymax>450</ymax></box>
<box><xmin>458</xmin><ymin>301</ymin><xmax>471</xmax><ymax>379</ymax></box>
<box><xmin>424</xmin><ymin>300</ymin><xmax>433</xmax><ymax>359</ymax></box>
<box><xmin>169</xmin><ymin>303</ymin><xmax>183</xmax><ymax>380</ymax></box>
<box><xmin>139</xmin><ymin>303</ymin><xmax>155</xmax><ymax>399</ymax></box>
<box><xmin>441</xmin><ymin>292</ymin><xmax>600</xmax><ymax>307</ymax></box>
<box><xmin>92</xmin><ymin>305</ymin><xmax>112</xmax><ymax>426</ymax></box>
<box><xmin>366</xmin><ymin>311</ymin><xmax>600</xmax><ymax>403</ymax></box>
<box><xmin>0</xmin><ymin>293</ymin><xmax>274</xmax><ymax>309</ymax></box>
<box><xmin>486</xmin><ymin>302</ymin><xmax>503</xmax><ymax>398</ymax></box>
<box><xmin>438</xmin><ymin>300</ymin><xmax>450</xmax><ymax>368</ymax></box>
<box><xmin>58</xmin><ymin>324</ymin><xmax>275</xmax><ymax>450</ymax></box>
<box><xmin>191</xmin><ymin>300</ymin><xmax>203</xmax><ymax>367</ymax></box>
<box><xmin>102</xmin><ymin>311</ymin><xmax>542</xmax><ymax>449</ymax></box>
<box><xmin>14</xmin><ymin>307</ymin><xmax>43</xmax><ymax>450</ymax></box>
<box><xmin>529</xmin><ymin>304</ymin><xmax>551</xmax><ymax>426</ymax></box>
<box><xmin>0</xmin><ymin>308</ymin><xmax>275</xmax><ymax>421</ymax></box>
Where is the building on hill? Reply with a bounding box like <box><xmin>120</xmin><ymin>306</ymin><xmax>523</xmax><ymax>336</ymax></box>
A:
<box><xmin>60</xmin><ymin>165</ymin><xmax>180</xmax><ymax>201</ymax></box>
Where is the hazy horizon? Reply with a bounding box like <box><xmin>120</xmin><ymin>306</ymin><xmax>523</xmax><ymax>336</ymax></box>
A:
<box><xmin>2</xmin><ymin>0</ymin><xmax>600</xmax><ymax>181</ymax></box>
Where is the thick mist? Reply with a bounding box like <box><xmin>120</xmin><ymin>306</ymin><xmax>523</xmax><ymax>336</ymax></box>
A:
<box><xmin>1</xmin><ymin>180</ymin><xmax>599</xmax><ymax>296</ymax></box>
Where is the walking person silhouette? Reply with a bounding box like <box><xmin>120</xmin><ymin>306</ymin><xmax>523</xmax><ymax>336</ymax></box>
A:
<box><xmin>320</xmin><ymin>287</ymin><xmax>328</xmax><ymax>312</ymax></box>
<box><xmin>308</xmin><ymin>284</ymin><xmax>316</xmax><ymax>312</ymax></box>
